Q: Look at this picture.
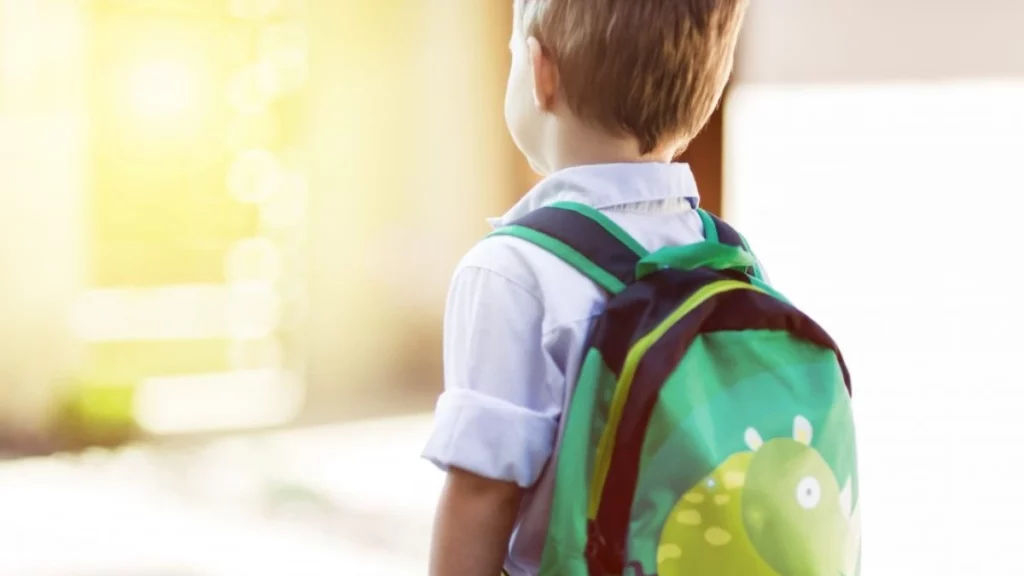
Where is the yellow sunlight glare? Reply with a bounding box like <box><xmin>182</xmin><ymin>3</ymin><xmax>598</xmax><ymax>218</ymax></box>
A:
<box><xmin>128</xmin><ymin>60</ymin><xmax>199</xmax><ymax>119</ymax></box>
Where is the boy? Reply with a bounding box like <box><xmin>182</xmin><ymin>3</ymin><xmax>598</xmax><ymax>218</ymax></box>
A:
<box><xmin>422</xmin><ymin>1</ymin><xmax>750</xmax><ymax>574</ymax></box>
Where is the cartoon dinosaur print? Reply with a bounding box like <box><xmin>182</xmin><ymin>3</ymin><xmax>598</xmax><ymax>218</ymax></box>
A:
<box><xmin>657</xmin><ymin>415</ymin><xmax>860</xmax><ymax>576</ymax></box>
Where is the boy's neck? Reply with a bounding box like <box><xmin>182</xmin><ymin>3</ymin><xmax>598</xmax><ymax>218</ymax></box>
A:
<box><xmin>542</xmin><ymin>115</ymin><xmax>678</xmax><ymax>173</ymax></box>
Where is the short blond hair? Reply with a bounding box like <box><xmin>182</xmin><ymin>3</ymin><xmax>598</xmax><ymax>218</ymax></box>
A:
<box><xmin>517</xmin><ymin>0</ymin><xmax>748</xmax><ymax>154</ymax></box>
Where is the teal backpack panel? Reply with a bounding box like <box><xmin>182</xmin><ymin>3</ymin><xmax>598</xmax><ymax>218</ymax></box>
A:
<box><xmin>492</xmin><ymin>203</ymin><xmax>860</xmax><ymax>576</ymax></box>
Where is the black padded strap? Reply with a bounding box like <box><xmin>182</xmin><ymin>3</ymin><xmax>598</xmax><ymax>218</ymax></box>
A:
<box><xmin>508</xmin><ymin>205</ymin><xmax>644</xmax><ymax>290</ymax></box>
<box><xmin>706</xmin><ymin>212</ymin><xmax>744</xmax><ymax>248</ymax></box>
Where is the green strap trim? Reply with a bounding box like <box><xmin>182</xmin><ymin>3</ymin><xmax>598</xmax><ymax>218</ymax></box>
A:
<box><xmin>696</xmin><ymin>208</ymin><xmax>719</xmax><ymax>243</ymax></box>
<box><xmin>548</xmin><ymin>201</ymin><xmax>649</xmax><ymax>257</ymax></box>
<box><xmin>488</xmin><ymin>225</ymin><xmax>627</xmax><ymax>295</ymax></box>
<box><xmin>734</xmin><ymin>229</ymin><xmax>768</xmax><ymax>282</ymax></box>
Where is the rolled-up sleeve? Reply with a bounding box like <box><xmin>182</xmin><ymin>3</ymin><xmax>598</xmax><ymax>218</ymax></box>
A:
<box><xmin>422</xmin><ymin>262</ymin><xmax>562</xmax><ymax>489</ymax></box>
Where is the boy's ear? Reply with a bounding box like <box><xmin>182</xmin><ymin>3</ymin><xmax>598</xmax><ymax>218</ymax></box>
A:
<box><xmin>527</xmin><ymin>37</ymin><xmax>557</xmax><ymax>112</ymax></box>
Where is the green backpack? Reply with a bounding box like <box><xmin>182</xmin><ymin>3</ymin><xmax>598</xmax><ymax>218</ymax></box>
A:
<box><xmin>491</xmin><ymin>202</ymin><xmax>860</xmax><ymax>576</ymax></box>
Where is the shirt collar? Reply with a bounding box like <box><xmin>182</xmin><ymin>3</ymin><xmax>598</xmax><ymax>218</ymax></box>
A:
<box><xmin>487</xmin><ymin>162</ymin><xmax>700</xmax><ymax>228</ymax></box>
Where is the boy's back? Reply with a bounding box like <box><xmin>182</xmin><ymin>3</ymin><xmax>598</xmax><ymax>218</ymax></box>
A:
<box><xmin>423</xmin><ymin>1</ymin><xmax>753</xmax><ymax>574</ymax></box>
<box><xmin>424</xmin><ymin>162</ymin><xmax>706</xmax><ymax>574</ymax></box>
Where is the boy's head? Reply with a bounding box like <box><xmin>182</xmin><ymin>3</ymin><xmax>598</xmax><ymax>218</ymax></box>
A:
<box><xmin>506</xmin><ymin>0</ymin><xmax>749</xmax><ymax>174</ymax></box>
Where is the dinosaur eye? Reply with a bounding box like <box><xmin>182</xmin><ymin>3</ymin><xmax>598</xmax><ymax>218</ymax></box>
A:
<box><xmin>796</xmin><ymin>476</ymin><xmax>821</xmax><ymax>509</ymax></box>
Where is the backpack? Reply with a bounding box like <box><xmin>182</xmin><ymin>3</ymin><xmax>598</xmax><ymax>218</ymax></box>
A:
<box><xmin>490</xmin><ymin>201</ymin><xmax>861</xmax><ymax>576</ymax></box>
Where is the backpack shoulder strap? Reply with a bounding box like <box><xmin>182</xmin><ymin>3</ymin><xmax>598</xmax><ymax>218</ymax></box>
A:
<box><xmin>696</xmin><ymin>208</ymin><xmax>766</xmax><ymax>281</ymax></box>
<box><xmin>487</xmin><ymin>201</ymin><xmax>647</xmax><ymax>295</ymax></box>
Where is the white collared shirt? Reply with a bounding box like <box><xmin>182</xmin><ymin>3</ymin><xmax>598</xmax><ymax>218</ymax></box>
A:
<box><xmin>422</xmin><ymin>162</ymin><xmax>709</xmax><ymax>575</ymax></box>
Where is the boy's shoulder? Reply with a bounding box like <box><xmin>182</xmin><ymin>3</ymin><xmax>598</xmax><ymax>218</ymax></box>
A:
<box><xmin>452</xmin><ymin>231</ymin><xmax>562</xmax><ymax>300</ymax></box>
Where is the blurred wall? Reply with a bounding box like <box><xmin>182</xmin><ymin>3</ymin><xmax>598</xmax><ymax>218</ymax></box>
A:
<box><xmin>736</xmin><ymin>0</ymin><xmax>1024</xmax><ymax>83</ymax></box>
<box><xmin>305</xmin><ymin>1</ymin><xmax>517</xmax><ymax>420</ymax></box>
<box><xmin>0</xmin><ymin>0</ymin><xmax>87</xmax><ymax>431</ymax></box>
<box><xmin>727</xmin><ymin>1</ymin><xmax>1024</xmax><ymax>573</ymax></box>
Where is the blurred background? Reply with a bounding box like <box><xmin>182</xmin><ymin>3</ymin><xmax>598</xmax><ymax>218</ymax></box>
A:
<box><xmin>0</xmin><ymin>0</ymin><xmax>1021</xmax><ymax>574</ymax></box>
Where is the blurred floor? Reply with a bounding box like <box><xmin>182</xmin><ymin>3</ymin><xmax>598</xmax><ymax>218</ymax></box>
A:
<box><xmin>0</xmin><ymin>414</ymin><xmax>441</xmax><ymax>576</ymax></box>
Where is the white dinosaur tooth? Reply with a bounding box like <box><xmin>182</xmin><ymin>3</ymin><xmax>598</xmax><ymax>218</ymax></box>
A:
<box><xmin>744</xmin><ymin>427</ymin><xmax>764</xmax><ymax>451</ymax></box>
<box><xmin>793</xmin><ymin>415</ymin><xmax>813</xmax><ymax>445</ymax></box>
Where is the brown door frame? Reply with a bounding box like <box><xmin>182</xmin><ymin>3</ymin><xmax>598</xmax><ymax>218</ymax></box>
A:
<box><xmin>675</xmin><ymin>101</ymin><xmax>724</xmax><ymax>216</ymax></box>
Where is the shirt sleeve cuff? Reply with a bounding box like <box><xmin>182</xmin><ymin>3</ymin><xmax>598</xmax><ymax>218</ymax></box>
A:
<box><xmin>421</xmin><ymin>388</ymin><xmax>558</xmax><ymax>488</ymax></box>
